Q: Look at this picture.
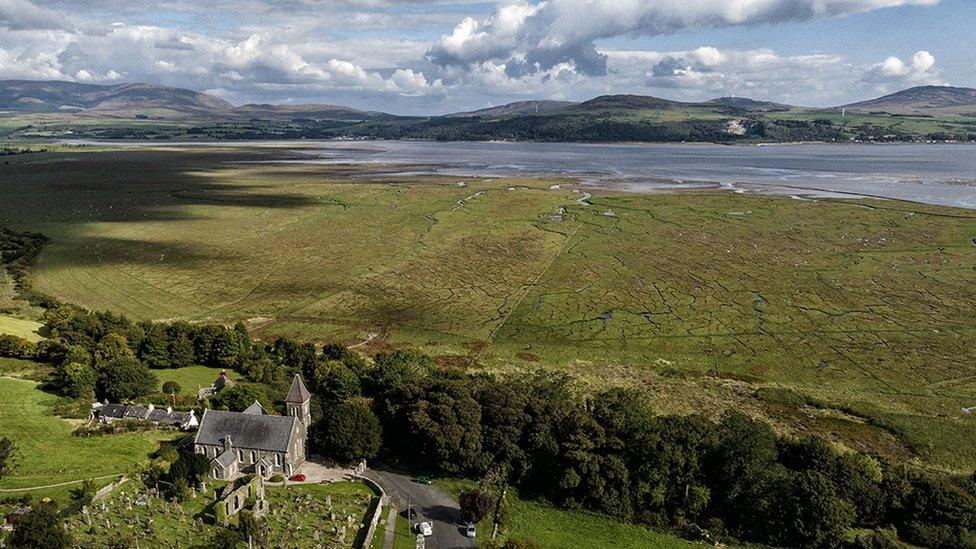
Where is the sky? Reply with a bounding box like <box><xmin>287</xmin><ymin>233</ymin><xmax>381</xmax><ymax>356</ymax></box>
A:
<box><xmin>0</xmin><ymin>0</ymin><xmax>973</xmax><ymax>114</ymax></box>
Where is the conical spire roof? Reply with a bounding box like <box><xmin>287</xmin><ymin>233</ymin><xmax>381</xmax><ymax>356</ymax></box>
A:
<box><xmin>285</xmin><ymin>374</ymin><xmax>311</xmax><ymax>403</ymax></box>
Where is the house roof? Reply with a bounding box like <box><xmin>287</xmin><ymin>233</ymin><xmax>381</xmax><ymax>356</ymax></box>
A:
<box><xmin>194</xmin><ymin>410</ymin><xmax>297</xmax><ymax>453</ymax></box>
<box><xmin>214</xmin><ymin>448</ymin><xmax>238</xmax><ymax>469</ymax></box>
<box><xmin>243</xmin><ymin>401</ymin><xmax>267</xmax><ymax>415</ymax></box>
<box><xmin>123</xmin><ymin>405</ymin><xmax>150</xmax><ymax>419</ymax></box>
<box><xmin>285</xmin><ymin>374</ymin><xmax>310</xmax><ymax>403</ymax></box>
<box><xmin>99</xmin><ymin>403</ymin><xmax>126</xmax><ymax>418</ymax></box>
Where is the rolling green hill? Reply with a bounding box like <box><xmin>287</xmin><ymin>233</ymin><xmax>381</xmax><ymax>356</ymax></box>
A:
<box><xmin>1</xmin><ymin>80</ymin><xmax>975</xmax><ymax>143</ymax></box>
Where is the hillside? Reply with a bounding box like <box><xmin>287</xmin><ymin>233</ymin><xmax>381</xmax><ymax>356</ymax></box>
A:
<box><xmin>707</xmin><ymin>96</ymin><xmax>794</xmax><ymax>112</ymax></box>
<box><xmin>448</xmin><ymin>100</ymin><xmax>578</xmax><ymax>118</ymax></box>
<box><xmin>232</xmin><ymin>103</ymin><xmax>389</xmax><ymax>122</ymax></box>
<box><xmin>841</xmin><ymin>85</ymin><xmax>976</xmax><ymax>114</ymax></box>
<box><xmin>0</xmin><ymin>80</ymin><xmax>233</xmax><ymax>114</ymax></box>
<box><xmin>1</xmin><ymin>80</ymin><xmax>975</xmax><ymax>143</ymax></box>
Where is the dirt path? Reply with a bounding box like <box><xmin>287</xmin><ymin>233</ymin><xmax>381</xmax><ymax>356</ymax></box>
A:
<box><xmin>350</xmin><ymin>332</ymin><xmax>379</xmax><ymax>349</ymax></box>
<box><xmin>383</xmin><ymin>506</ymin><xmax>398</xmax><ymax>549</ymax></box>
<box><xmin>0</xmin><ymin>473</ymin><xmax>121</xmax><ymax>493</ymax></box>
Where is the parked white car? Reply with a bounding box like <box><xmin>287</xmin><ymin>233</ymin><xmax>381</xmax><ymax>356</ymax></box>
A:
<box><xmin>415</xmin><ymin>521</ymin><xmax>433</xmax><ymax>537</ymax></box>
<box><xmin>466</xmin><ymin>523</ymin><xmax>476</xmax><ymax>538</ymax></box>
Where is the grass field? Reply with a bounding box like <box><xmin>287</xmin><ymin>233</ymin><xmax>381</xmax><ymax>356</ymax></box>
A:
<box><xmin>0</xmin><ymin>376</ymin><xmax>178</xmax><ymax>494</ymax></box>
<box><xmin>0</xmin><ymin>314</ymin><xmax>44</xmax><ymax>342</ymax></box>
<box><xmin>155</xmin><ymin>365</ymin><xmax>225</xmax><ymax>396</ymax></box>
<box><xmin>2</xmin><ymin>145</ymin><xmax>976</xmax><ymax>470</ymax></box>
<box><xmin>434</xmin><ymin>477</ymin><xmax>705</xmax><ymax>548</ymax></box>
<box><xmin>501</xmin><ymin>499</ymin><xmax>706</xmax><ymax>549</ymax></box>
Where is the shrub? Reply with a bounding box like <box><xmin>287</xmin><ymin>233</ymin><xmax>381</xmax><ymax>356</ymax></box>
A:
<box><xmin>161</xmin><ymin>381</ymin><xmax>182</xmax><ymax>395</ymax></box>
<box><xmin>8</xmin><ymin>501</ymin><xmax>72</xmax><ymax>548</ymax></box>
<box><xmin>459</xmin><ymin>489</ymin><xmax>494</xmax><ymax>523</ymax></box>
<box><xmin>0</xmin><ymin>437</ymin><xmax>17</xmax><ymax>480</ymax></box>
<box><xmin>0</xmin><ymin>334</ymin><xmax>35</xmax><ymax>359</ymax></box>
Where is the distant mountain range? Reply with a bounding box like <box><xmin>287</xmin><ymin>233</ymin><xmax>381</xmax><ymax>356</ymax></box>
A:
<box><xmin>2</xmin><ymin>79</ymin><xmax>974</xmax><ymax>143</ymax></box>
<box><xmin>840</xmin><ymin>86</ymin><xmax>976</xmax><ymax>115</ymax></box>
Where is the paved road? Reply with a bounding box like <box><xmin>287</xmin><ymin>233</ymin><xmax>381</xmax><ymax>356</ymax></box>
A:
<box><xmin>365</xmin><ymin>467</ymin><xmax>476</xmax><ymax>549</ymax></box>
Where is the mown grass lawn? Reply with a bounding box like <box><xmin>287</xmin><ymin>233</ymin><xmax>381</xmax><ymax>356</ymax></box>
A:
<box><xmin>0</xmin><ymin>376</ymin><xmax>178</xmax><ymax>494</ymax></box>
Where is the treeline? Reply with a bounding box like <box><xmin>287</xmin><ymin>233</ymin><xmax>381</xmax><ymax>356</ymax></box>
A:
<box><xmin>0</xmin><ymin>303</ymin><xmax>315</xmax><ymax>404</ymax></box>
<box><xmin>337</xmin><ymin>115</ymin><xmax>852</xmax><ymax>143</ymax></box>
<box><xmin>0</xmin><ymin>227</ymin><xmax>52</xmax><ymax>307</ymax></box>
<box><xmin>312</xmin><ymin>350</ymin><xmax>976</xmax><ymax>549</ymax></box>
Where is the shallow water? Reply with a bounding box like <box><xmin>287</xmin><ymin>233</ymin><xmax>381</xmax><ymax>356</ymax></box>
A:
<box><xmin>67</xmin><ymin>139</ymin><xmax>976</xmax><ymax>208</ymax></box>
<box><xmin>289</xmin><ymin>141</ymin><xmax>976</xmax><ymax>209</ymax></box>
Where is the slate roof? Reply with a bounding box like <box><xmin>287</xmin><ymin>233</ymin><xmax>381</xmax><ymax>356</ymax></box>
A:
<box><xmin>214</xmin><ymin>448</ymin><xmax>238</xmax><ymax>468</ymax></box>
<box><xmin>285</xmin><ymin>374</ymin><xmax>310</xmax><ymax>403</ymax></box>
<box><xmin>124</xmin><ymin>405</ymin><xmax>150</xmax><ymax>419</ymax></box>
<box><xmin>242</xmin><ymin>401</ymin><xmax>267</xmax><ymax>415</ymax></box>
<box><xmin>99</xmin><ymin>403</ymin><xmax>126</xmax><ymax>418</ymax></box>
<box><xmin>97</xmin><ymin>403</ymin><xmax>195</xmax><ymax>427</ymax></box>
<box><xmin>194</xmin><ymin>410</ymin><xmax>297</xmax><ymax>453</ymax></box>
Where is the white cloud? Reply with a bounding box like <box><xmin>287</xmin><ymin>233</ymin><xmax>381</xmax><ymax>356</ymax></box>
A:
<box><xmin>865</xmin><ymin>50</ymin><xmax>941</xmax><ymax>86</ymax></box>
<box><xmin>428</xmin><ymin>0</ymin><xmax>938</xmax><ymax>76</ymax></box>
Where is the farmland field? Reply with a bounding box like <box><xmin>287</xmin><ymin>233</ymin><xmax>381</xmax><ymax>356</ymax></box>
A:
<box><xmin>0</xmin><ymin>376</ymin><xmax>179</xmax><ymax>494</ymax></box>
<box><xmin>2</xmin><ymin>145</ymin><xmax>976</xmax><ymax>470</ymax></box>
<box><xmin>0</xmin><ymin>314</ymin><xmax>44</xmax><ymax>342</ymax></box>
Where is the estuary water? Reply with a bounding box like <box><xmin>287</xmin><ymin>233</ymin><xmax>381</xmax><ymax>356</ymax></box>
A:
<box><xmin>287</xmin><ymin>141</ymin><xmax>976</xmax><ymax>209</ymax></box>
<box><xmin>67</xmin><ymin>139</ymin><xmax>976</xmax><ymax>209</ymax></box>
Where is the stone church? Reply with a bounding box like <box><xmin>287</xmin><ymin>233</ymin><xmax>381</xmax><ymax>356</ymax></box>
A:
<box><xmin>194</xmin><ymin>374</ymin><xmax>312</xmax><ymax>480</ymax></box>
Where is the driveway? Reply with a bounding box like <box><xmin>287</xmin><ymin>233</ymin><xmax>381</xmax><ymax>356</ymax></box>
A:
<box><xmin>365</xmin><ymin>467</ymin><xmax>476</xmax><ymax>549</ymax></box>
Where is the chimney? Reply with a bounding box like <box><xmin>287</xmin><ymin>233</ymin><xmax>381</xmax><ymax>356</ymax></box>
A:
<box><xmin>224</xmin><ymin>435</ymin><xmax>233</xmax><ymax>453</ymax></box>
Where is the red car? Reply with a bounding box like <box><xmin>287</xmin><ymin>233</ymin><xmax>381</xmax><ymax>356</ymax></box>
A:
<box><xmin>289</xmin><ymin>473</ymin><xmax>306</xmax><ymax>482</ymax></box>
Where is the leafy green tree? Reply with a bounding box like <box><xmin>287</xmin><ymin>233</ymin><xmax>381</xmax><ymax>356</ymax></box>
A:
<box><xmin>459</xmin><ymin>489</ymin><xmax>495</xmax><ymax>523</ymax></box>
<box><xmin>473</xmin><ymin>379</ymin><xmax>529</xmax><ymax>479</ymax></box>
<box><xmin>168</xmin><ymin>450</ymin><xmax>210</xmax><ymax>488</ymax></box>
<box><xmin>55</xmin><ymin>362</ymin><xmax>96</xmax><ymax>398</ymax></box>
<box><xmin>773</xmin><ymin>470</ymin><xmax>855</xmax><ymax>548</ymax></box>
<box><xmin>95</xmin><ymin>357</ymin><xmax>157</xmax><ymax>402</ymax></box>
<box><xmin>94</xmin><ymin>333</ymin><xmax>136</xmax><ymax>364</ymax></box>
<box><xmin>0</xmin><ymin>437</ymin><xmax>16</xmax><ymax>480</ymax></box>
<box><xmin>161</xmin><ymin>381</ymin><xmax>182</xmax><ymax>395</ymax></box>
<box><xmin>406</xmin><ymin>379</ymin><xmax>487</xmax><ymax>475</ymax></box>
<box><xmin>137</xmin><ymin>322</ymin><xmax>171</xmax><ymax>369</ymax></box>
<box><xmin>212</xmin><ymin>384</ymin><xmax>268</xmax><ymax>412</ymax></box>
<box><xmin>70</xmin><ymin>479</ymin><xmax>97</xmax><ymax>505</ymax></box>
<box><xmin>711</xmin><ymin>412</ymin><xmax>780</xmax><ymax>535</ymax></box>
<box><xmin>315</xmin><ymin>400</ymin><xmax>381</xmax><ymax>462</ymax></box>
<box><xmin>8</xmin><ymin>501</ymin><xmax>72</xmax><ymax>549</ymax></box>
<box><xmin>312</xmin><ymin>361</ymin><xmax>361</xmax><ymax>403</ymax></box>
<box><xmin>165</xmin><ymin>323</ymin><xmax>196</xmax><ymax>368</ymax></box>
